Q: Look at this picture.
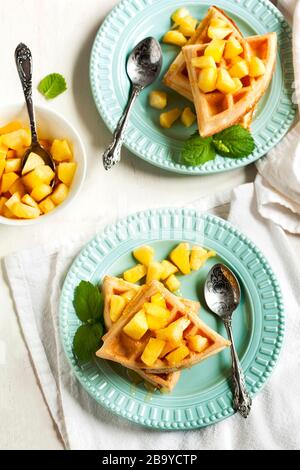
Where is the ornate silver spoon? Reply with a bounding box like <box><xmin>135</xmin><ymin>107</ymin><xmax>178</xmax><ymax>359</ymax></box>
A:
<box><xmin>102</xmin><ymin>37</ymin><xmax>162</xmax><ymax>170</ymax></box>
<box><xmin>204</xmin><ymin>263</ymin><xmax>252</xmax><ymax>418</ymax></box>
<box><xmin>15</xmin><ymin>43</ymin><xmax>55</xmax><ymax>180</ymax></box>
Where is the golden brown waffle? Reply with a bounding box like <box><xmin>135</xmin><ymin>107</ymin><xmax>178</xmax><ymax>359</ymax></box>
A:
<box><xmin>97</xmin><ymin>280</ymin><xmax>229</xmax><ymax>374</ymax></box>
<box><xmin>163</xmin><ymin>5</ymin><xmax>252</xmax><ymax>129</ymax></box>
<box><xmin>101</xmin><ymin>276</ymin><xmax>200</xmax><ymax>391</ymax></box>
<box><xmin>182</xmin><ymin>33</ymin><xmax>277</xmax><ymax>137</ymax></box>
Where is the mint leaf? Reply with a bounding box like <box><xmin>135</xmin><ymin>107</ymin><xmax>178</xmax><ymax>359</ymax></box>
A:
<box><xmin>38</xmin><ymin>73</ymin><xmax>67</xmax><ymax>99</ymax></box>
<box><xmin>73</xmin><ymin>323</ymin><xmax>103</xmax><ymax>362</ymax></box>
<box><xmin>73</xmin><ymin>281</ymin><xmax>103</xmax><ymax>323</ymax></box>
<box><xmin>181</xmin><ymin>133</ymin><xmax>216</xmax><ymax>166</ymax></box>
<box><xmin>212</xmin><ymin>125</ymin><xmax>255</xmax><ymax>158</ymax></box>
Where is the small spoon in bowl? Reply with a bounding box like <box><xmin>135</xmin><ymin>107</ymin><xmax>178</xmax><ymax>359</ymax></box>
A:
<box><xmin>102</xmin><ymin>37</ymin><xmax>162</xmax><ymax>170</ymax></box>
<box><xmin>15</xmin><ymin>43</ymin><xmax>55</xmax><ymax>182</ymax></box>
<box><xmin>204</xmin><ymin>263</ymin><xmax>252</xmax><ymax>418</ymax></box>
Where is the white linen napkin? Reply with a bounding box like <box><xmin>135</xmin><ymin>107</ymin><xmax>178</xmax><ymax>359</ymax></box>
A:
<box><xmin>4</xmin><ymin>183</ymin><xmax>300</xmax><ymax>450</ymax></box>
<box><xmin>255</xmin><ymin>0</ymin><xmax>300</xmax><ymax>233</ymax></box>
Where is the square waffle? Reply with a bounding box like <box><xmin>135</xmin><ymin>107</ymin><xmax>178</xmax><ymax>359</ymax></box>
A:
<box><xmin>97</xmin><ymin>280</ymin><xmax>229</xmax><ymax>374</ymax></box>
<box><xmin>182</xmin><ymin>33</ymin><xmax>277</xmax><ymax>136</ymax></box>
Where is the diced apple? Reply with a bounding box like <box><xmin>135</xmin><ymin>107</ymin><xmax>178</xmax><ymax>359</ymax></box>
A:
<box><xmin>187</xmin><ymin>335</ymin><xmax>209</xmax><ymax>353</ymax></box>
<box><xmin>191</xmin><ymin>56</ymin><xmax>216</xmax><ymax>69</ymax></box>
<box><xmin>121</xmin><ymin>289</ymin><xmax>138</xmax><ymax>303</ymax></box>
<box><xmin>224</xmin><ymin>37</ymin><xmax>243</xmax><ymax>59</ymax></box>
<box><xmin>51</xmin><ymin>139</ymin><xmax>73</xmax><ymax>162</ymax></box>
<box><xmin>216</xmin><ymin>68</ymin><xmax>237</xmax><ymax>94</ymax></box>
<box><xmin>149</xmin><ymin>91</ymin><xmax>167</xmax><ymax>110</ymax></box>
<box><xmin>210</xmin><ymin>18</ymin><xmax>228</xmax><ymax>28</ymax></box>
<box><xmin>159</xmin><ymin>341</ymin><xmax>177</xmax><ymax>358</ymax></box>
<box><xmin>0</xmin><ymin>158</ymin><xmax>6</xmax><ymax>181</ymax></box>
<box><xmin>4</xmin><ymin>158</ymin><xmax>21</xmax><ymax>173</ymax></box>
<box><xmin>146</xmin><ymin>314</ymin><xmax>169</xmax><ymax>330</ymax></box>
<box><xmin>178</xmin><ymin>16</ymin><xmax>197</xmax><ymax>37</ymax></box>
<box><xmin>1</xmin><ymin>129</ymin><xmax>31</xmax><ymax>150</ymax></box>
<box><xmin>11</xmin><ymin>201</ymin><xmax>40</xmax><ymax>219</ymax></box>
<box><xmin>133</xmin><ymin>245</ymin><xmax>154</xmax><ymax>267</ymax></box>
<box><xmin>39</xmin><ymin>197</ymin><xmax>56</xmax><ymax>214</ymax></box>
<box><xmin>160</xmin><ymin>260</ymin><xmax>178</xmax><ymax>281</ymax></box>
<box><xmin>198</xmin><ymin>67</ymin><xmax>218</xmax><ymax>93</ymax></box>
<box><xmin>22</xmin><ymin>152</ymin><xmax>45</xmax><ymax>175</ymax></box>
<box><xmin>160</xmin><ymin>108</ymin><xmax>181</xmax><ymax>129</ymax></box>
<box><xmin>50</xmin><ymin>183</ymin><xmax>68</xmax><ymax>205</ymax></box>
<box><xmin>109</xmin><ymin>294</ymin><xmax>126</xmax><ymax>322</ymax></box>
<box><xmin>165</xmin><ymin>274</ymin><xmax>180</xmax><ymax>292</ymax></box>
<box><xmin>156</xmin><ymin>317</ymin><xmax>190</xmax><ymax>346</ymax></box>
<box><xmin>30</xmin><ymin>184</ymin><xmax>52</xmax><ymax>202</ymax></box>
<box><xmin>21</xmin><ymin>194</ymin><xmax>40</xmax><ymax>209</ymax></box>
<box><xmin>123</xmin><ymin>309</ymin><xmax>148</xmax><ymax>340</ymax></box>
<box><xmin>123</xmin><ymin>264</ymin><xmax>146</xmax><ymax>283</ymax></box>
<box><xmin>229</xmin><ymin>59</ymin><xmax>249</xmax><ymax>79</ymax></box>
<box><xmin>146</xmin><ymin>261</ymin><xmax>163</xmax><ymax>283</ymax></box>
<box><xmin>171</xmin><ymin>7</ymin><xmax>190</xmax><ymax>24</ymax></box>
<box><xmin>22</xmin><ymin>165</ymin><xmax>55</xmax><ymax>191</ymax></box>
<box><xmin>169</xmin><ymin>242</ymin><xmax>190</xmax><ymax>274</ymax></box>
<box><xmin>163</xmin><ymin>31</ymin><xmax>187</xmax><ymax>47</ymax></box>
<box><xmin>2</xmin><ymin>205</ymin><xmax>14</xmax><ymax>218</ymax></box>
<box><xmin>151</xmin><ymin>292</ymin><xmax>166</xmax><ymax>308</ymax></box>
<box><xmin>0</xmin><ymin>196</ymin><xmax>8</xmax><ymax>215</ymax></box>
<box><xmin>141</xmin><ymin>338</ymin><xmax>166</xmax><ymax>366</ymax></box>
<box><xmin>9</xmin><ymin>179</ymin><xmax>26</xmax><ymax>197</ymax></box>
<box><xmin>0</xmin><ymin>121</ymin><xmax>22</xmax><ymax>135</ymax></box>
<box><xmin>248</xmin><ymin>56</ymin><xmax>266</xmax><ymax>77</ymax></box>
<box><xmin>166</xmin><ymin>344</ymin><xmax>190</xmax><ymax>365</ymax></box>
<box><xmin>208</xmin><ymin>26</ymin><xmax>232</xmax><ymax>40</ymax></box>
<box><xmin>204</xmin><ymin>39</ymin><xmax>226</xmax><ymax>63</ymax></box>
<box><xmin>57</xmin><ymin>162</ymin><xmax>77</xmax><ymax>186</ymax></box>
<box><xmin>181</xmin><ymin>107</ymin><xmax>196</xmax><ymax>127</ymax></box>
<box><xmin>1</xmin><ymin>172</ymin><xmax>19</xmax><ymax>193</ymax></box>
<box><xmin>233</xmin><ymin>77</ymin><xmax>243</xmax><ymax>92</ymax></box>
<box><xmin>190</xmin><ymin>246</ymin><xmax>216</xmax><ymax>270</ymax></box>
<box><xmin>4</xmin><ymin>192</ymin><xmax>21</xmax><ymax>210</ymax></box>
<box><xmin>144</xmin><ymin>303</ymin><xmax>169</xmax><ymax>319</ymax></box>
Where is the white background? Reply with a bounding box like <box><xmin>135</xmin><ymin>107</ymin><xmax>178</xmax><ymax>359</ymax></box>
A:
<box><xmin>0</xmin><ymin>0</ymin><xmax>256</xmax><ymax>449</ymax></box>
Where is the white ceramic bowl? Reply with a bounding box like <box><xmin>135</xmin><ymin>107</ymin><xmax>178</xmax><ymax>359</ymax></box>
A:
<box><xmin>0</xmin><ymin>103</ymin><xmax>86</xmax><ymax>226</ymax></box>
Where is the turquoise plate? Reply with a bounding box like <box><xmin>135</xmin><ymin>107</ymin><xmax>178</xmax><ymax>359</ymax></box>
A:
<box><xmin>90</xmin><ymin>0</ymin><xmax>296</xmax><ymax>175</ymax></box>
<box><xmin>59</xmin><ymin>208</ymin><xmax>284</xmax><ymax>429</ymax></box>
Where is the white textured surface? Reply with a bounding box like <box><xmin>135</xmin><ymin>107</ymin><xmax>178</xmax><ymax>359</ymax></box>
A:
<box><xmin>0</xmin><ymin>0</ymin><xmax>256</xmax><ymax>450</ymax></box>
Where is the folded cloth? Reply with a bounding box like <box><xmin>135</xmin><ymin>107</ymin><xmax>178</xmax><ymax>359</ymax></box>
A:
<box><xmin>4</xmin><ymin>183</ymin><xmax>300</xmax><ymax>450</ymax></box>
<box><xmin>255</xmin><ymin>0</ymin><xmax>300</xmax><ymax>233</ymax></box>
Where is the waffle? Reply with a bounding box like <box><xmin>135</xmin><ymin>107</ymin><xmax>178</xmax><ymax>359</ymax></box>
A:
<box><xmin>97</xmin><ymin>280</ymin><xmax>229</xmax><ymax>374</ymax></box>
<box><xmin>101</xmin><ymin>276</ymin><xmax>200</xmax><ymax>391</ymax></box>
<box><xmin>182</xmin><ymin>33</ymin><xmax>277</xmax><ymax>137</ymax></box>
<box><xmin>163</xmin><ymin>5</ymin><xmax>252</xmax><ymax>128</ymax></box>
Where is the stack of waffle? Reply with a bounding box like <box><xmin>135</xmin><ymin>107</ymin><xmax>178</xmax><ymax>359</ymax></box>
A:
<box><xmin>96</xmin><ymin>276</ymin><xmax>230</xmax><ymax>392</ymax></box>
<box><xmin>164</xmin><ymin>6</ymin><xmax>277</xmax><ymax>137</ymax></box>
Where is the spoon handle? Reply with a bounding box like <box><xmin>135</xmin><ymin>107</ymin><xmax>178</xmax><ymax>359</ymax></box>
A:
<box><xmin>15</xmin><ymin>43</ymin><xmax>38</xmax><ymax>144</ymax></box>
<box><xmin>224</xmin><ymin>320</ymin><xmax>252</xmax><ymax>418</ymax></box>
<box><xmin>102</xmin><ymin>85</ymin><xmax>142</xmax><ymax>170</ymax></box>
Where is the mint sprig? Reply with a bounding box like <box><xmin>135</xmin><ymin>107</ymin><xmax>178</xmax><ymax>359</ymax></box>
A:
<box><xmin>72</xmin><ymin>281</ymin><xmax>104</xmax><ymax>361</ymax></box>
<box><xmin>181</xmin><ymin>133</ymin><xmax>216</xmax><ymax>166</ymax></box>
<box><xmin>38</xmin><ymin>73</ymin><xmax>67</xmax><ymax>99</ymax></box>
<box><xmin>181</xmin><ymin>125</ymin><xmax>255</xmax><ymax>166</ymax></box>
<box><xmin>212</xmin><ymin>125</ymin><xmax>255</xmax><ymax>158</ymax></box>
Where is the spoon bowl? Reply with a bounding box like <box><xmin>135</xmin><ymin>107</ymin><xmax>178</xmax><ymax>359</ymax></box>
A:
<box><xmin>102</xmin><ymin>37</ymin><xmax>162</xmax><ymax>170</ymax></box>
<box><xmin>204</xmin><ymin>263</ymin><xmax>252</xmax><ymax>418</ymax></box>
<box><xmin>15</xmin><ymin>43</ymin><xmax>56</xmax><ymax>180</ymax></box>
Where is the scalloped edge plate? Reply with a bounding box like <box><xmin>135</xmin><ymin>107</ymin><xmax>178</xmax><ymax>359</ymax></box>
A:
<box><xmin>59</xmin><ymin>208</ymin><xmax>284</xmax><ymax>429</ymax></box>
<box><xmin>90</xmin><ymin>0</ymin><xmax>296</xmax><ymax>175</ymax></box>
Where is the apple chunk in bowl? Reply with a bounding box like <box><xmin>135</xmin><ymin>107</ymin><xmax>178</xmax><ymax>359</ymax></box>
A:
<box><xmin>0</xmin><ymin>104</ymin><xmax>86</xmax><ymax>225</ymax></box>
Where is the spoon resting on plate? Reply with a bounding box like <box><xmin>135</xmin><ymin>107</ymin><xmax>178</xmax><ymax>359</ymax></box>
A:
<box><xmin>15</xmin><ymin>43</ymin><xmax>55</xmax><ymax>183</ymax></box>
<box><xmin>102</xmin><ymin>37</ymin><xmax>162</xmax><ymax>170</ymax></box>
<box><xmin>204</xmin><ymin>263</ymin><xmax>252</xmax><ymax>418</ymax></box>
